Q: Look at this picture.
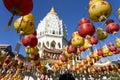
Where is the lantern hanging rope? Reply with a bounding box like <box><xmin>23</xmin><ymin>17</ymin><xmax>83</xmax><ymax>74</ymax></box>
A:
<box><xmin>5</xmin><ymin>14</ymin><xmax>15</xmax><ymax>31</ymax></box>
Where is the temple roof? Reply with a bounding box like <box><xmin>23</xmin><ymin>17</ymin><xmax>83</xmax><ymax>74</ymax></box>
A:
<box><xmin>0</xmin><ymin>44</ymin><xmax>11</xmax><ymax>49</ymax></box>
<box><xmin>42</xmin><ymin>43</ymin><xmax>63</xmax><ymax>54</ymax></box>
<box><xmin>47</xmin><ymin>7</ymin><xmax>57</xmax><ymax>16</ymax></box>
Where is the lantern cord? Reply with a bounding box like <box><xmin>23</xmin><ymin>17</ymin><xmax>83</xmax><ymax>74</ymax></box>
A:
<box><xmin>5</xmin><ymin>14</ymin><xmax>15</xmax><ymax>31</ymax></box>
<box><xmin>17</xmin><ymin>17</ymin><xmax>24</xmax><ymax>33</ymax></box>
<box><xmin>19</xmin><ymin>34</ymin><xmax>23</xmax><ymax>41</ymax></box>
<box><xmin>98</xmin><ymin>16</ymin><xmax>108</xmax><ymax>28</ymax></box>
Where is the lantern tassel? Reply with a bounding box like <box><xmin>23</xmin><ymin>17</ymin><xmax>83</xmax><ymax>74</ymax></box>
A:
<box><xmin>5</xmin><ymin>14</ymin><xmax>15</xmax><ymax>31</ymax></box>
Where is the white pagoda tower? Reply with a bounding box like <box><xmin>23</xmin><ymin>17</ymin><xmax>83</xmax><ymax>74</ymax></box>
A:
<box><xmin>36</xmin><ymin>7</ymin><xmax>68</xmax><ymax>57</ymax></box>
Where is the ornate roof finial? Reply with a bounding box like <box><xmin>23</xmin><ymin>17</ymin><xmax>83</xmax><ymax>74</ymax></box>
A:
<box><xmin>47</xmin><ymin>6</ymin><xmax>57</xmax><ymax>16</ymax></box>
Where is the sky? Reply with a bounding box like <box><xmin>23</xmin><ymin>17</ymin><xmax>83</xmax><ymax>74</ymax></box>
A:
<box><xmin>0</xmin><ymin>0</ymin><xmax>120</xmax><ymax>61</ymax></box>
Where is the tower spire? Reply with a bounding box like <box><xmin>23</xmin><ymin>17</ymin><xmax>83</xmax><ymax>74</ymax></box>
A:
<box><xmin>47</xmin><ymin>6</ymin><xmax>57</xmax><ymax>16</ymax></box>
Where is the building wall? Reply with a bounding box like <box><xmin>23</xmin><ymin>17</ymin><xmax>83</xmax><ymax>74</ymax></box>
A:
<box><xmin>37</xmin><ymin>35</ymin><xmax>63</xmax><ymax>49</ymax></box>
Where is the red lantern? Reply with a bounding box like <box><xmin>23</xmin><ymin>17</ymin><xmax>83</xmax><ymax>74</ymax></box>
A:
<box><xmin>83</xmin><ymin>58</ymin><xmax>88</xmax><ymax>64</ymax></box>
<box><xmin>78</xmin><ymin>18</ymin><xmax>90</xmax><ymax>25</ymax></box>
<box><xmin>30</xmin><ymin>53</ymin><xmax>39</xmax><ymax>61</ymax></box>
<box><xmin>0</xmin><ymin>62</ymin><xmax>2</xmax><ymax>68</ymax></box>
<box><xmin>78</xmin><ymin>23</ymin><xmax>95</xmax><ymax>37</ymax></box>
<box><xmin>79</xmin><ymin>62</ymin><xmax>83</xmax><ymax>67</ymax></box>
<box><xmin>67</xmin><ymin>44</ymin><xmax>77</xmax><ymax>54</ymax></box>
<box><xmin>59</xmin><ymin>55</ymin><xmax>67</xmax><ymax>62</ymax></box>
<box><xmin>102</xmin><ymin>54</ymin><xmax>107</xmax><ymax>57</ymax></box>
<box><xmin>3</xmin><ymin>0</ymin><xmax>33</xmax><ymax>16</ymax></box>
<box><xmin>118</xmin><ymin>62</ymin><xmax>120</xmax><ymax>68</ymax></box>
<box><xmin>22</xmin><ymin>34</ymin><xmax>38</xmax><ymax>47</ymax></box>
<box><xmin>89</xmin><ymin>60</ymin><xmax>93</xmax><ymax>65</ymax></box>
<box><xmin>94</xmin><ymin>67</ymin><xmax>98</xmax><ymax>73</ymax></box>
<box><xmin>108</xmin><ymin>42</ymin><xmax>117</xmax><ymax>52</ymax></box>
<box><xmin>108</xmin><ymin>65</ymin><xmax>113</xmax><ymax>71</ymax></box>
<box><xmin>4</xmin><ymin>55</ymin><xmax>11</xmax><ymax>64</ymax></box>
<box><xmin>100</xmin><ymin>67</ymin><xmax>104</xmax><ymax>73</ymax></box>
<box><xmin>97</xmin><ymin>48</ymin><xmax>103</xmax><ymax>57</ymax></box>
<box><xmin>114</xmin><ymin>49</ymin><xmax>120</xmax><ymax>54</ymax></box>
<box><xmin>90</xmin><ymin>55</ymin><xmax>94</xmax><ymax>59</ymax></box>
<box><xmin>13</xmin><ymin>60</ymin><xmax>18</xmax><ymax>67</ymax></box>
<box><xmin>106</xmin><ymin>22</ymin><xmax>119</xmax><ymax>34</ymax></box>
<box><xmin>105</xmin><ymin>19</ymin><xmax>114</xmax><ymax>26</ymax></box>
<box><xmin>88</xmin><ymin>35</ymin><xmax>98</xmax><ymax>45</ymax></box>
<box><xmin>3</xmin><ymin>0</ymin><xmax>33</xmax><ymax>30</ymax></box>
<box><xmin>79</xmin><ymin>46</ymin><xmax>86</xmax><ymax>52</ymax></box>
<box><xmin>67</xmin><ymin>40</ymin><xmax>71</xmax><ymax>45</ymax></box>
<box><xmin>32</xmin><ymin>31</ymin><xmax>37</xmax><ymax>36</ymax></box>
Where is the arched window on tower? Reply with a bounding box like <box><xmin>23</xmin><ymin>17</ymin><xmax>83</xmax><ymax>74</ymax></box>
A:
<box><xmin>59</xmin><ymin>28</ymin><xmax>61</xmax><ymax>35</ymax></box>
<box><xmin>56</xmin><ymin>31</ymin><xmax>58</xmax><ymax>34</ymax></box>
<box><xmin>52</xmin><ymin>30</ymin><xmax>55</xmax><ymax>34</ymax></box>
<box><xmin>51</xmin><ymin>41</ymin><xmax>56</xmax><ymax>49</ymax></box>
<box><xmin>58</xmin><ymin>43</ymin><xmax>61</xmax><ymax>49</ymax></box>
<box><xmin>46</xmin><ymin>41</ymin><xmax>49</xmax><ymax>47</ymax></box>
<box><xmin>42</xmin><ymin>42</ymin><xmax>45</xmax><ymax>47</ymax></box>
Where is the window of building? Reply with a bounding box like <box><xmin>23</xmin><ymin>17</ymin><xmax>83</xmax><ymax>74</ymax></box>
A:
<box><xmin>58</xmin><ymin>43</ymin><xmax>61</xmax><ymax>48</ymax></box>
<box><xmin>59</xmin><ymin>29</ymin><xmax>61</xmax><ymax>35</ymax></box>
<box><xmin>51</xmin><ymin>41</ymin><xmax>56</xmax><ymax>49</ymax></box>
<box><xmin>46</xmin><ymin>41</ymin><xmax>49</xmax><ymax>47</ymax></box>
<box><xmin>52</xmin><ymin>30</ymin><xmax>55</xmax><ymax>34</ymax></box>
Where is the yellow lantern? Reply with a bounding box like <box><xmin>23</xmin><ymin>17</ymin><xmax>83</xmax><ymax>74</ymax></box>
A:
<box><xmin>118</xmin><ymin>8</ymin><xmax>120</xmax><ymax>15</ymax></box>
<box><xmin>88</xmin><ymin>67</ymin><xmax>91</xmax><ymax>74</ymax></box>
<box><xmin>89</xmin><ymin>1</ymin><xmax>112</xmax><ymax>22</ymax></box>
<box><xmin>72</xmin><ymin>31</ymin><xmax>80</xmax><ymax>38</ymax></box>
<box><xmin>86</xmin><ymin>55</ymin><xmax>91</xmax><ymax>61</ymax></box>
<box><xmin>76</xmin><ymin>62</ymin><xmax>80</xmax><ymax>70</ymax></box>
<box><xmin>118</xmin><ymin>8</ymin><xmax>120</xmax><ymax>20</ymax></box>
<box><xmin>25</xmin><ymin>46</ymin><xmax>39</xmax><ymax>55</ymax></box>
<box><xmin>116</xmin><ymin>37</ymin><xmax>120</xmax><ymax>48</ymax></box>
<box><xmin>118</xmin><ymin>15</ymin><xmax>120</xmax><ymax>21</ymax></box>
<box><xmin>22</xmin><ymin>13</ymin><xmax>34</xmax><ymax>22</ymax></box>
<box><xmin>89</xmin><ymin>0</ymin><xmax>104</xmax><ymax>8</ymax></box>
<box><xmin>64</xmin><ymin>51</ymin><xmax>72</xmax><ymax>58</ymax></box>
<box><xmin>96</xmin><ymin>28</ymin><xmax>108</xmax><ymax>40</ymax></box>
<box><xmin>71</xmin><ymin>34</ymin><xmax>84</xmax><ymax>48</ymax></box>
<box><xmin>0</xmin><ymin>50</ymin><xmax>7</xmax><ymax>62</ymax></box>
<box><xmin>14</xmin><ymin>13</ymin><xmax>35</xmax><ymax>35</ymax></box>
<box><xmin>108</xmin><ymin>51</ymin><xmax>113</xmax><ymax>56</ymax></box>
<box><xmin>102</xmin><ymin>45</ymin><xmax>109</xmax><ymax>55</ymax></box>
<box><xmin>93</xmin><ymin>50</ymin><xmax>98</xmax><ymax>58</ymax></box>
<box><xmin>83</xmin><ymin>39</ymin><xmax>92</xmax><ymax>49</ymax></box>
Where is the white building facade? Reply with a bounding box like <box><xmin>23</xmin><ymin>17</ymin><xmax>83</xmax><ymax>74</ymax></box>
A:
<box><xmin>36</xmin><ymin>7</ymin><xmax>68</xmax><ymax>56</ymax></box>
